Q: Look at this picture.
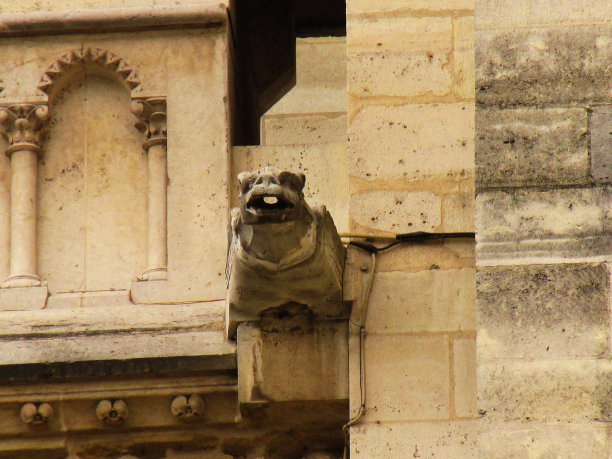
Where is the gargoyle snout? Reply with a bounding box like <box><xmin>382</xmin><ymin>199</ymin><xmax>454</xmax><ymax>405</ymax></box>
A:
<box><xmin>254</xmin><ymin>173</ymin><xmax>279</xmax><ymax>188</ymax></box>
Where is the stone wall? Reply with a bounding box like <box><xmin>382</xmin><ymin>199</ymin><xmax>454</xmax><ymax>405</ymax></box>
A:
<box><xmin>345</xmin><ymin>0</ymin><xmax>477</xmax><ymax>456</ymax></box>
<box><xmin>476</xmin><ymin>1</ymin><xmax>612</xmax><ymax>456</ymax></box>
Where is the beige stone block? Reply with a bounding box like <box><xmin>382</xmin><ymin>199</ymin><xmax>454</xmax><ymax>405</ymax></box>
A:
<box><xmin>349</xmin><ymin>103</ymin><xmax>474</xmax><ymax>182</ymax></box>
<box><xmin>453</xmin><ymin>16</ymin><xmax>475</xmax><ymax>99</ymax></box>
<box><xmin>261</xmin><ymin>113</ymin><xmax>346</xmax><ymax>146</ymax></box>
<box><xmin>375</xmin><ymin>239</ymin><xmax>475</xmax><ymax>273</ymax></box>
<box><xmin>232</xmin><ymin>143</ymin><xmax>349</xmax><ymax>234</ymax></box>
<box><xmin>479</xmin><ymin>422</ymin><xmax>608</xmax><ymax>459</ymax></box>
<box><xmin>476</xmin><ymin>0</ymin><xmax>612</xmax><ymax>29</ymax></box>
<box><xmin>443</xmin><ymin>192</ymin><xmax>475</xmax><ymax>232</ymax></box>
<box><xmin>478</xmin><ymin>359</ymin><xmax>612</xmax><ymax>422</ymax></box>
<box><xmin>350</xmin><ymin>420</ymin><xmax>478</xmax><ymax>457</ymax></box>
<box><xmin>0</xmin><ymin>285</ymin><xmax>48</xmax><ymax>311</ymax></box>
<box><xmin>453</xmin><ymin>337</ymin><xmax>476</xmax><ymax>418</ymax></box>
<box><xmin>348</xmin><ymin>17</ymin><xmax>453</xmax><ymax>98</ymax></box>
<box><xmin>237</xmin><ymin>322</ymin><xmax>348</xmax><ymax>403</ymax></box>
<box><xmin>365</xmin><ymin>268</ymin><xmax>475</xmax><ymax>334</ymax></box>
<box><xmin>363</xmin><ymin>334</ymin><xmax>450</xmax><ymax>422</ymax></box>
<box><xmin>348</xmin><ymin>0</ymin><xmax>473</xmax><ymax>14</ymax></box>
<box><xmin>350</xmin><ymin>190</ymin><xmax>441</xmax><ymax>234</ymax></box>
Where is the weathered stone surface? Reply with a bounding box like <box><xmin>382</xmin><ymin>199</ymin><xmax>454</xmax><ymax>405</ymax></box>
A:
<box><xmin>453</xmin><ymin>337</ymin><xmax>477</xmax><ymax>418</ymax></box>
<box><xmin>0</xmin><ymin>285</ymin><xmax>48</xmax><ymax>311</ymax></box>
<box><xmin>232</xmin><ymin>143</ymin><xmax>349</xmax><ymax>233</ymax></box>
<box><xmin>0</xmin><ymin>143</ymin><xmax>8</xmax><ymax>282</ymax></box>
<box><xmin>348</xmin><ymin>0</ymin><xmax>474</xmax><ymax>14</ymax></box>
<box><xmin>350</xmin><ymin>190</ymin><xmax>441</xmax><ymax>234</ymax></box>
<box><xmin>476</xmin><ymin>28</ymin><xmax>612</xmax><ymax>106</ymax></box>
<box><xmin>349</xmin><ymin>103</ymin><xmax>474</xmax><ymax>182</ymax></box>
<box><xmin>476</xmin><ymin>0</ymin><xmax>612</xmax><ymax>29</ymax></box>
<box><xmin>261</xmin><ymin>113</ymin><xmax>346</xmax><ymax>146</ymax></box>
<box><xmin>478</xmin><ymin>359</ymin><xmax>612</xmax><ymax>422</ymax></box>
<box><xmin>590</xmin><ymin>104</ymin><xmax>612</xmax><ymax>184</ymax></box>
<box><xmin>476</xmin><ymin>187</ymin><xmax>612</xmax><ymax>259</ymax></box>
<box><xmin>348</xmin><ymin>17</ymin><xmax>453</xmax><ymax>98</ymax></box>
<box><xmin>478</xmin><ymin>263</ymin><xmax>610</xmax><ymax>360</ymax></box>
<box><xmin>476</xmin><ymin>108</ymin><xmax>589</xmax><ymax>188</ymax></box>
<box><xmin>237</xmin><ymin>322</ymin><xmax>348</xmax><ymax>403</ymax></box>
<box><xmin>453</xmin><ymin>16</ymin><xmax>475</xmax><ymax>100</ymax></box>
<box><xmin>366</xmin><ymin>268</ymin><xmax>475</xmax><ymax>334</ymax></box>
<box><xmin>363</xmin><ymin>334</ymin><xmax>449</xmax><ymax>422</ymax></box>
<box><xmin>351</xmin><ymin>421</ymin><xmax>478</xmax><ymax>457</ymax></box>
<box><xmin>479</xmin><ymin>422</ymin><xmax>609</xmax><ymax>459</ymax></box>
<box><xmin>443</xmin><ymin>192</ymin><xmax>475</xmax><ymax>232</ymax></box>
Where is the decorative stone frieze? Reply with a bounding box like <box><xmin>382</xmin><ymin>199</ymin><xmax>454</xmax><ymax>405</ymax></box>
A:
<box><xmin>38</xmin><ymin>47</ymin><xmax>142</xmax><ymax>100</ymax></box>
<box><xmin>20</xmin><ymin>402</ymin><xmax>53</xmax><ymax>429</ymax></box>
<box><xmin>132</xmin><ymin>97</ymin><xmax>168</xmax><ymax>281</ymax></box>
<box><xmin>170</xmin><ymin>394</ymin><xmax>204</xmax><ymax>422</ymax></box>
<box><xmin>96</xmin><ymin>399</ymin><xmax>129</xmax><ymax>426</ymax></box>
<box><xmin>226</xmin><ymin>167</ymin><xmax>346</xmax><ymax>338</ymax></box>
<box><xmin>0</xmin><ymin>104</ymin><xmax>49</xmax><ymax>288</ymax></box>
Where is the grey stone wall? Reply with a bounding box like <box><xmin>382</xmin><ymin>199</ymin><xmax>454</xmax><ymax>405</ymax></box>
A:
<box><xmin>476</xmin><ymin>2</ymin><xmax>612</xmax><ymax>456</ymax></box>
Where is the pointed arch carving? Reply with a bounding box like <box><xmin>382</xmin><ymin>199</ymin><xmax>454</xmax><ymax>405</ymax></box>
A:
<box><xmin>37</xmin><ymin>47</ymin><xmax>143</xmax><ymax>102</ymax></box>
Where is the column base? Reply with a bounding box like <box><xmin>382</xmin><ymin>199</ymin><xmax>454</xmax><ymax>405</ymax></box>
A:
<box><xmin>0</xmin><ymin>284</ymin><xmax>48</xmax><ymax>310</ymax></box>
<box><xmin>139</xmin><ymin>267</ymin><xmax>168</xmax><ymax>281</ymax></box>
<box><xmin>1</xmin><ymin>273</ymin><xmax>41</xmax><ymax>288</ymax></box>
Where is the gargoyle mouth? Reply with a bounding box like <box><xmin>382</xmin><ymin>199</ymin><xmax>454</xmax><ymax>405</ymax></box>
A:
<box><xmin>247</xmin><ymin>194</ymin><xmax>295</xmax><ymax>214</ymax></box>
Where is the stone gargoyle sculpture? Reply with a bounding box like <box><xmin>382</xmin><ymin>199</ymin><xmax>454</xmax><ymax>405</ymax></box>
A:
<box><xmin>226</xmin><ymin>167</ymin><xmax>346</xmax><ymax>338</ymax></box>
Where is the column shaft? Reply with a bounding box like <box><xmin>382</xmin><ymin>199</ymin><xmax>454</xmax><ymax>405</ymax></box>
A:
<box><xmin>144</xmin><ymin>142</ymin><xmax>168</xmax><ymax>280</ymax></box>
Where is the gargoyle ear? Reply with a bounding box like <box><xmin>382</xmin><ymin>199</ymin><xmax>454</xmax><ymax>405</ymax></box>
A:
<box><xmin>279</xmin><ymin>171</ymin><xmax>306</xmax><ymax>191</ymax></box>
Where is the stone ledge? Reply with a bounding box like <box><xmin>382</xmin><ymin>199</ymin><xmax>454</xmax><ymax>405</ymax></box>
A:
<box><xmin>0</xmin><ymin>3</ymin><xmax>227</xmax><ymax>38</ymax></box>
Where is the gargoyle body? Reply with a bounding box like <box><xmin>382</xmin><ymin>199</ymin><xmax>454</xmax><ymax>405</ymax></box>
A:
<box><xmin>226</xmin><ymin>167</ymin><xmax>346</xmax><ymax>338</ymax></box>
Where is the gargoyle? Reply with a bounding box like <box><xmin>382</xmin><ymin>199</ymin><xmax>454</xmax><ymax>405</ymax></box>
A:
<box><xmin>226</xmin><ymin>167</ymin><xmax>346</xmax><ymax>338</ymax></box>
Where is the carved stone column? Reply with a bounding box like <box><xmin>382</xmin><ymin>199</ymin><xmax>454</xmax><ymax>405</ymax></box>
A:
<box><xmin>132</xmin><ymin>98</ymin><xmax>168</xmax><ymax>280</ymax></box>
<box><xmin>0</xmin><ymin>104</ymin><xmax>48</xmax><ymax>288</ymax></box>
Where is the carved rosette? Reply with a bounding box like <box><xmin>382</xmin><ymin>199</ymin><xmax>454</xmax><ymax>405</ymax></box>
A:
<box><xmin>20</xmin><ymin>402</ymin><xmax>53</xmax><ymax>429</ymax></box>
<box><xmin>0</xmin><ymin>104</ymin><xmax>49</xmax><ymax>155</ymax></box>
<box><xmin>96</xmin><ymin>399</ymin><xmax>129</xmax><ymax>426</ymax></box>
<box><xmin>170</xmin><ymin>394</ymin><xmax>204</xmax><ymax>422</ymax></box>
<box><xmin>131</xmin><ymin>97</ymin><xmax>167</xmax><ymax>149</ymax></box>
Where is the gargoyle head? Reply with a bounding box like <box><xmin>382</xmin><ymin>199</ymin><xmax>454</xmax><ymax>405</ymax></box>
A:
<box><xmin>238</xmin><ymin>167</ymin><xmax>307</xmax><ymax>224</ymax></box>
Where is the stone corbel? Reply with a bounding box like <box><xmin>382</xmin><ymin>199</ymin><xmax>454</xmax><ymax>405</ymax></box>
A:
<box><xmin>131</xmin><ymin>97</ymin><xmax>168</xmax><ymax>281</ymax></box>
<box><xmin>0</xmin><ymin>104</ymin><xmax>49</xmax><ymax>310</ymax></box>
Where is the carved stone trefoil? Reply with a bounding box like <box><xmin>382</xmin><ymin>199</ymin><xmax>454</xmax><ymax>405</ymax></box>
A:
<box><xmin>226</xmin><ymin>167</ymin><xmax>346</xmax><ymax>338</ymax></box>
<box><xmin>170</xmin><ymin>394</ymin><xmax>204</xmax><ymax>422</ymax></box>
<box><xmin>20</xmin><ymin>402</ymin><xmax>53</xmax><ymax>429</ymax></box>
<box><xmin>96</xmin><ymin>399</ymin><xmax>129</xmax><ymax>426</ymax></box>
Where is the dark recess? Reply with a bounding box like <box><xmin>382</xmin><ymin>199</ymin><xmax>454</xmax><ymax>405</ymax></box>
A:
<box><xmin>230</xmin><ymin>0</ymin><xmax>346</xmax><ymax>146</ymax></box>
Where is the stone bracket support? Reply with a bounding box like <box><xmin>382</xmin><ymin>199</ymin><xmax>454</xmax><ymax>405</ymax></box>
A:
<box><xmin>132</xmin><ymin>97</ymin><xmax>168</xmax><ymax>281</ymax></box>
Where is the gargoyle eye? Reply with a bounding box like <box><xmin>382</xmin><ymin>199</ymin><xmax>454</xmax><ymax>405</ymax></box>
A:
<box><xmin>279</xmin><ymin>171</ymin><xmax>305</xmax><ymax>191</ymax></box>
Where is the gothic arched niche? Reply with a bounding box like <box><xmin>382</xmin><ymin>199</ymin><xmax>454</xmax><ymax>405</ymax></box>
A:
<box><xmin>38</xmin><ymin>60</ymin><xmax>147</xmax><ymax>296</ymax></box>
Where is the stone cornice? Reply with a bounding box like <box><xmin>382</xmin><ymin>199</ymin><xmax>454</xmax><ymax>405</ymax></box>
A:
<box><xmin>0</xmin><ymin>4</ymin><xmax>227</xmax><ymax>38</ymax></box>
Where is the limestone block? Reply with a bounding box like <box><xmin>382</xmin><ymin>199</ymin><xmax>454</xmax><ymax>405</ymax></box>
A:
<box><xmin>476</xmin><ymin>108</ymin><xmax>589</xmax><ymax>189</ymax></box>
<box><xmin>232</xmin><ymin>143</ymin><xmax>349</xmax><ymax>233</ymax></box>
<box><xmin>349</xmin><ymin>103</ymin><xmax>474</xmax><ymax>182</ymax></box>
<box><xmin>590</xmin><ymin>105</ymin><xmax>612</xmax><ymax>184</ymax></box>
<box><xmin>350</xmin><ymin>421</ymin><xmax>478</xmax><ymax>457</ymax></box>
<box><xmin>453</xmin><ymin>337</ymin><xmax>477</xmax><ymax>418</ymax></box>
<box><xmin>478</xmin><ymin>359</ymin><xmax>612</xmax><ymax>422</ymax></box>
<box><xmin>363</xmin><ymin>334</ymin><xmax>450</xmax><ymax>422</ymax></box>
<box><xmin>365</xmin><ymin>268</ymin><xmax>475</xmax><ymax>334</ymax></box>
<box><xmin>478</xmin><ymin>263</ymin><xmax>610</xmax><ymax>360</ymax></box>
<box><xmin>443</xmin><ymin>192</ymin><xmax>475</xmax><ymax>232</ymax></box>
<box><xmin>479</xmin><ymin>422</ymin><xmax>609</xmax><ymax>459</ymax></box>
<box><xmin>347</xmin><ymin>0</ymin><xmax>474</xmax><ymax>14</ymax></box>
<box><xmin>453</xmin><ymin>16</ymin><xmax>475</xmax><ymax>100</ymax></box>
<box><xmin>226</xmin><ymin>168</ymin><xmax>346</xmax><ymax>338</ymax></box>
<box><xmin>237</xmin><ymin>322</ymin><xmax>348</xmax><ymax>403</ymax></box>
<box><xmin>0</xmin><ymin>285</ymin><xmax>48</xmax><ymax>311</ymax></box>
<box><xmin>476</xmin><ymin>0</ymin><xmax>612</xmax><ymax>29</ymax></box>
<box><xmin>350</xmin><ymin>190</ymin><xmax>441</xmax><ymax>234</ymax></box>
<box><xmin>476</xmin><ymin>187</ymin><xmax>612</xmax><ymax>259</ymax></box>
<box><xmin>476</xmin><ymin>27</ymin><xmax>612</xmax><ymax>106</ymax></box>
<box><xmin>375</xmin><ymin>239</ymin><xmax>475</xmax><ymax>273</ymax></box>
<box><xmin>347</xmin><ymin>17</ymin><xmax>453</xmax><ymax>98</ymax></box>
<box><xmin>261</xmin><ymin>113</ymin><xmax>346</xmax><ymax>146</ymax></box>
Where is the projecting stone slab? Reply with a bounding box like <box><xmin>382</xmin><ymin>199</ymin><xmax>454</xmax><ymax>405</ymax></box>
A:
<box><xmin>0</xmin><ymin>285</ymin><xmax>47</xmax><ymax>311</ymax></box>
<box><xmin>590</xmin><ymin>105</ymin><xmax>612</xmax><ymax>184</ymax></box>
<box><xmin>478</xmin><ymin>263</ymin><xmax>610</xmax><ymax>360</ymax></box>
<box><xmin>476</xmin><ymin>28</ymin><xmax>612</xmax><ymax>106</ymax></box>
<box><xmin>476</xmin><ymin>108</ymin><xmax>589</xmax><ymax>189</ymax></box>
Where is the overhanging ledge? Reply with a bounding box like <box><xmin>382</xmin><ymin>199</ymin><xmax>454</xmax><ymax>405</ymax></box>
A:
<box><xmin>0</xmin><ymin>3</ymin><xmax>227</xmax><ymax>38</ymax></box>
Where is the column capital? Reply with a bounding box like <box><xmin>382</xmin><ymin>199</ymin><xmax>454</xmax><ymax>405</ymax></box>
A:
<box><xmin>0</xmin><ymin>104</ymin><xmax>49</xmax><ymax>156</ymax></box>
<box><xmin>131</xmin><ymin>97</ymin><xmax>167</xmax><ymax>149</ymax></box>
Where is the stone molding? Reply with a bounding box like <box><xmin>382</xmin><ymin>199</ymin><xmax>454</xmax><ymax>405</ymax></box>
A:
<box><xmin>20</xmin><ymin>402</ymin><xmax>53</xmax><ymax>429</ymax></box>
<box><xmin>96</xmin><ymin>399</ymin><xmax>129</xmax><ymax>426</ymax></box>
<box><xmin>38</xmin><ymin>47</ymin><xmax>142</xmax><ymax>101</ymax></box>
<box><xmin>170</xmin><ymin>394</ymin><xmax>205</xmax><ymax>422</ymax></box>
<box><xmin>0</xmin><ymin>4</ymin><xmax>226</xmax><ymax>38</ymax></box>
